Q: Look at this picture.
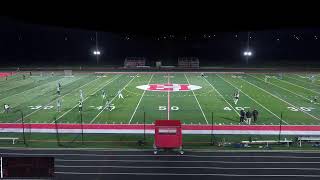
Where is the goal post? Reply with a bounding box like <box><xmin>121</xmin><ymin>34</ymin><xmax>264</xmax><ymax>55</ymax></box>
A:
<box><xmin>64</xmin><ymin>70</ymin><xmax>73</xmax><ymax>77</ymax></box>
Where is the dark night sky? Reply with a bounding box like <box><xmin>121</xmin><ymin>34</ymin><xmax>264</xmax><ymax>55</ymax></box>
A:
<box><xmin>1</xmin><ymin>16</ymin><xmax>320</xmax><ymax>67</ymax></box>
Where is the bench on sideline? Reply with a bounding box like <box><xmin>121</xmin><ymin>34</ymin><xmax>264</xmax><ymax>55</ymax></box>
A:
<box><xmin>0</xmin><ymin>137</ymin><xmax>19</xmax><ymax>144</ymax></box>
<box><xmin>298</xmin><ymin>136</ymin><xmax>320</xmax><ymax>147</ymax></box>
<box><xmin>241</xmin><ymin>139</ymin><xmax>293</xmax><ymax>147</ymax></box>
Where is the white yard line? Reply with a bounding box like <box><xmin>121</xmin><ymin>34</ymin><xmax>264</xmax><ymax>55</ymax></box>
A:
<box><xmin>18</xmin><ymin>76</ymin><xmax>103</xmax><ymax>121</ymax></box>
<box><xmin>276</xmin><ymin>76</ymin><xmax>320</xmax><ymax>95</ymax></box>
<box><xmin>241</xmin><ymin>77</ymin><xmax>320</xmax><ymax>121</ymax></box>
<box><xmin>0</xmin><ymin>77</ymin><xmax>65</xmax><ymax>103</ymax></box>
<box><xmin>128</xmin><ymin>74</ymin><xmax>154</xmax><ymax>124</ymax></box>
<box><xmin>184</xmin><ymin>74</ymin><xmax>208</xmax><ymax>124</ymax></box>
<box><xmin>53</xmin><ymin>75</ymin><xmax>121</xmax><ymax>123</ymax></box>
<box><xmin>217</xmin><ymin>74</ymin><xmax>288</xmax><ymax>125</ymax></box>
<box><xmin>248</xmin><ymin>74</ymin><xmax>311</xmax><ymax>102</ymax></box>
<box><xmin>295</xmin><ymin>74</ymin><xmax>307</xmax><ymax>79</ymax></box>
<box><xmin>90</xmin><ymin>75</ymin><xmax>138</xmax><ymax>124</ymax></box>
<box><xmin>288</xmin><ymin>75</ymin><xmax>320</xmax><ymax>87</ymax></box>
<box><xmin>202</xmin><ymin>75</ymin><xmax>240</xmax><ymax>117</ymax></box>
<box><xmin>0</xmin><ymin>78</ymin><xmax>42</xmax><ymax>93</ymax></box>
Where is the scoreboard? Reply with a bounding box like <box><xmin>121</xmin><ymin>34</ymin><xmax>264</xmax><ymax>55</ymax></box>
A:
<box><xmin>1</xmin><ymin>157</ymin><xmax>54</xmax><ymax>179</ymax></box>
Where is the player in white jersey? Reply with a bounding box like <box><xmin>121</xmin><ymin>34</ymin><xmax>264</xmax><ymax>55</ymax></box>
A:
<box><xmin>234</xmin><ymin>90</ymin><xmax>240</xmax><ymax>105</ymax></box>
<box><xmin>105</xmin><ymin>100</ymin><xmax>112</xmax><ymax>111</ymax></box>
<box><xmin>78</xmin><ymin>100</ymin><xmax>83</xmax><ymax>112</ymax></box>
<box><xmin>117</xmin><ymin>90</ymin><xmax>124</xmax><ymax>99</ymax></box>
<box><xmin>4</xmin><ymin>104</ymin><xmax>10</xmax><ymax>113</ymax></box>
<box><xmin>102</xmin><ymin>90</ymin><xmax>106</xmax><ymax>100</ymax></box>
<box><xmin>79</xmin><ymin>89</ymin><xmax>84</xmax><ymax>102</ymax></box>
<box><xmin>57</xmin><ymin>99</ymin><xmax>61</xmax><ymax>112</ymax></box>
<box><xmin>264</xmin><ymin>75</ymin><xmax>268</xmax><ymax>83</ymax></box>
<box><xmin>57</xmin><ymin>86</ymin><xmax>60</xmax><ymax>96</ymax></box>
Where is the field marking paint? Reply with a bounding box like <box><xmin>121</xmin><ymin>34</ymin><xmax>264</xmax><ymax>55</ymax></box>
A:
<box><xmin>184</xmin><ymin>74</ymin><xmax>208</xmax><ymax>124</ymax></box>
<box><xmin>275</xmin><ymin>76</ymin><xmax>320</xmax><ymax>95</ymax></box>
<box><xmin>18</xmin><ymin>76</ymin><xmax>103</xmax><ymax>122</ymax></box>
<box><xmin>128</xmin><ymin>74</ymin><xmax>154</xmax><ymax>124</ymax></box>
<box><xmin>54</xmin><ymin>172</ymin><xmax>320</xmax><ymax>177</ymax></box>
<box><xmin>55</xmin><ymin>163</ymin><xmax>320</xmax><ymax>171</ymax></box>
<box><xmin>53</xmin><ymin>75</ymin><xmax>121</xmax><ymax>122</ymax></box>
<box><xmin>0</xmin><ymin>78</ymin><xmax>42</xmax><ymax>93</ymax></box>
<box><xmin>217</xmin><ymin>74</ymin><xmax>288</xmax><ymax>125</ymax></box>
<box><xmin>55</xmin><ymin>164</ymin><xmax>320</xmax><ymax>171</ymax></box>
<box><xmin>241</xmin><ymin>77</ymin><xmax>320</xmax><ymax>121</ymax></box>
<box><xmin>56</xmin><ymin>158</ymin><xmax>320</xmax><ymax>164</ymax></box>
<box><xmin>90</xmin><ymin>75</ymin><xmax>138</xmax><ymax>124</ymax></box>
<box><xmin>290</xmin><ymin>75</ymin><xmax>320</xmax><ymax>87</ymax></box>
<box><xmin>249</xmin><ymin>74</ymin><xmax>312</xmax><ymax>102</ymax></box>
<box><xmin>0</xmin><ymin>157</ymin><xmax>2</xmax><ymax>178</ymax></box>
<box><xmin>295</xmin><ymin>74</ymin><xmax>307</xmax><ymax>79</ymax></box>
<box><xmin>3</xmin><ymin>151</ymin><xmax>320</xmax><ymax>158</ymax></box>
<box><xmin>202</xmin><ymin>75</ymin><xmax>240</xmax><ymax>117</ymax></box>
<box><xmin>167</xmin><ymin>74</ymin><xmax>170</xmax><ymax>119</ymax></box>
<box><xmin>0</xmin><ymin>76</ymin><xmax>65</xmax><ymax>103</ymax></box>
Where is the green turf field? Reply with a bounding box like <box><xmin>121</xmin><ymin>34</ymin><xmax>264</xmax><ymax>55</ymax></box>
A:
<box><xmin>1</xmin><ymin>72</ymin><xmax>320</xmax><ymax>126</ymax></box>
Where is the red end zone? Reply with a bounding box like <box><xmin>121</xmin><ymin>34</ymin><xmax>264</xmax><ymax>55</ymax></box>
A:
<box><xmin>0</xmin><ymin>72</ymin><xmax>15</xmax><ymax>77</ymax></box>
<box><xmin>1</xmin><ymin>123</ymin><xmax>320</xmax><ymax>135</ymax></box>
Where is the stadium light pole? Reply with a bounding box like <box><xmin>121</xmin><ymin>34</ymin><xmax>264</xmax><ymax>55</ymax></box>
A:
<box><xmin>93</xmin><ymin>32</ymin><xmax>101</xmax><ymax>65</ymax></box>
<box><xmin>243</xmin><ymin>32</ymin><xmax>252</xmax><ymax>65</ymax></box>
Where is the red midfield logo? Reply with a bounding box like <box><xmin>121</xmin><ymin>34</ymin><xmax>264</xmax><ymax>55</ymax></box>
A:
<box><xmin>136</xmin><ymin>84</ymin><xmax>202</xmax><ymax>92</ymax></box>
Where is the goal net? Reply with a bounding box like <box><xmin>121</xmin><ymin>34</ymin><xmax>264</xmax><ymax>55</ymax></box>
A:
<box><xmin>64</xmin><ymin>70</ymin><xmax>73</xmax><ymax>77</ymax></box>
<box><xmin>40</xmin><ymin>72</ymin><xmax>50</xmax><ymax>77</ymax></box>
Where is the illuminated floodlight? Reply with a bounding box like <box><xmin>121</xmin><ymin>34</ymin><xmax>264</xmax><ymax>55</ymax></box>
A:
<box><xmin>93</xmin><ymin>50</ymin><xmax>101</xmax><ymax>55</ymax></box>
<box><xmin>243</xmin><ymin>51</ymin><xmax>252</xmax><ymax>56</ymax></box>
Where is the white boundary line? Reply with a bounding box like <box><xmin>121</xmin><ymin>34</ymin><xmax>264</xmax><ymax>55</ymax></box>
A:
<box><xmin>248</xmin><ymin>74</ymin><xmax>311</xmax><ymax>102</ymax></box>
<box><xmin>3</xmin><ymin>152</ymin><xmax>320</xmax><ymax>158</ymax></box>
<box><xmin>295</xmin><ymin>74</ymin><xmax>307</xmax><ymax>79</ymax></box>
<box><xmin>128</xmin><ymin>74</ymin><xmax>154</xmax><ymax>124</ymax></box>
<box><xmin>55</xmin><ymin>165</ymin><xmax>320</xmax><ymax>171</ymax></box>
<box><xmin>241</xmin><ymin>77</ymin><xmax>320</xmax><ymax>121</ymax></box>
<box><xmin>217</xmin><ymin>74</ymin><xmax>288</xmax><ymax>125</ymax></box>
<box><xmin>290</xmin><ymin>75</ymin><xmax>320</xmax><ymax>87</ymax></box>
<box><xmin>202</xmin><ymin>75</ymin><xmax>240</xmax><ymax>117</ymax></box>
<box><xmin>55</xmin><ymin>159</ymin><xmax>320</xmax><ymax>163</ymax></box>
<box><xmin>54</xmin><ymin>171</ymin><xmax>320</xmax><ymax>177</ymax></box>
<box><xmin>53</xmin><ymin>75</ymin><xmax>121</xmax><ymax>122</ymax></box>
<box><xmin>18</xmin><ymin>76</ymin><xmax>102</xmax><ymax>121</ymax></box>
<box><xmin>1</xmin><ymin>76</ymin><xmax>79</xmax><ymax>114</ymax></box>
<box><xmin>90</xmin><ymin>75</ymin><xmax>138</xmax><ymax>124</ymax></box>
<box><xmin>54</xmin><ymin>172</ymin><xmax>320</xmax><ymax>177</ymax></box>
<box><xmin>276</xmin><ymin>76</ymin><xmax>320</xmax><ymax>95</ymax></box>
<box><xmin>0</xmin><ymin>77</ymin><xmax>44</xmax><ymax>93</ymax></box>
<box><xmin>184</xmin><ymin>73</ymin><xmax>208</xmax><ymax>124</ymax></box>
<box><xmin>0</xmin><ymin>76</ymin><xmax>65</xmax><ymax>103</ymax></box>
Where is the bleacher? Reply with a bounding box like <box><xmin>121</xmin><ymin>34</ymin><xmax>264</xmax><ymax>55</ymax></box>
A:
<box><xmin>178</xmin><ymin>57</ymin><xmax>199</xmax><ymax>68</ymax></box>
<box><xmin>124</xmin><ymin>57</ymin><xmax>146</xmax><ymax>68</ymax></box>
